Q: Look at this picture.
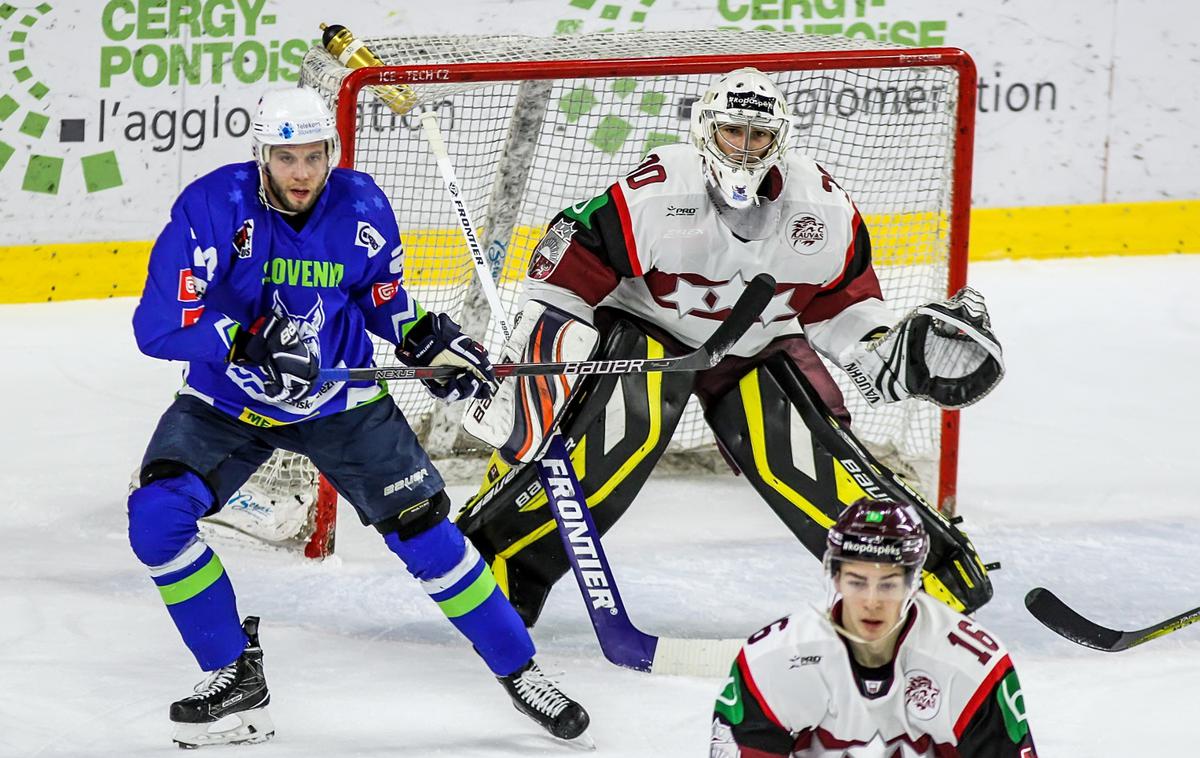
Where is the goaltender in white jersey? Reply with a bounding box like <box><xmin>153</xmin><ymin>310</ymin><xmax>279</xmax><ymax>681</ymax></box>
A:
<box><xmin>457</xmin><ymin>67</ymin><xmax>1004</xmax><ymax>631</ymax></box>
<box><xmin>711</xmin><ymin>500</ymin><xmax>1036</xmax><ymax>757</ymax></box>
<box><xmin>527</xmin><ymin>139</ymin><xmax>885</xmax><ymax>362</ymax></box>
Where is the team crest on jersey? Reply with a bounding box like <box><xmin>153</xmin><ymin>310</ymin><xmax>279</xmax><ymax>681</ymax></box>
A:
<box><xmin>233</xmin><ymin>219</ymin><xmax>254</xmax><ymax>260</ymax></box>
<box><xmin>355</xmin><ymin>221</ymin><xmax>386</xmax><ymax>257</ymax></box>
<box><xmin>903</xmin><ymin>670</ymin><xmax>941</xmax><ymax>720</ymax></box>
<box><xmin>528</xmin><ymin>219</ymin><xmax>577</xmax><ymax>281</ymax></box>
<box><xmin>786</xmin><ymin>211</ymin><xmax>827</xmax><ymax>255</ymax></box>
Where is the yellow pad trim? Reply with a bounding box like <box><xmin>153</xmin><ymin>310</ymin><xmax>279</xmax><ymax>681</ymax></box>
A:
<box><xmin>495</xmin><ymin>339</ymin><xmax>666</xmax><ymax>561</ymax></box>
<box><xmin>738</xmin><ymin>369</ymin><xmax>836</xmax><ymax>530</ymax></box>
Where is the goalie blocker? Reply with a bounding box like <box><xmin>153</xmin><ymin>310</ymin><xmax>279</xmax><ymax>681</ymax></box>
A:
<box><xmin>456</xmin><ymin>310</ymin><xmax>994</xmax><ymax>627</ymax></box>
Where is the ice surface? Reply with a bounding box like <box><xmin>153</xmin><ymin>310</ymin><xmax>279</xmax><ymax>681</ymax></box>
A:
<box><xmin>1</xmin><ymin>256</ymin><xmax>1197</xmax><ymax>756</ymax></box>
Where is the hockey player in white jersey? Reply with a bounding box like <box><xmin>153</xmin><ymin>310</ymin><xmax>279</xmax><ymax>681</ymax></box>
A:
<box><xmin>710</xmin><ymin>499</ymin><xmax>1036</xmax><ymax>757</ymax></box>
<box><xmin>457</xmin><ymin>67</ymin><xmax>1004</xmax><ymax>625</ymax></box>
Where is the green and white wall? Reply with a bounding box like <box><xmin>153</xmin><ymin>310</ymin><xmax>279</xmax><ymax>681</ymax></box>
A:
<box><xmin>1</xmin><ymin>0</ymin><xmax>1196</xmax><ymax>303</ymax></box>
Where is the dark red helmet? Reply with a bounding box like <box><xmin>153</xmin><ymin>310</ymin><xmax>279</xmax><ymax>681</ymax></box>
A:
<box><xmin>826</xmin><ymin>498</ymin><xmax>929</xmax><ymax>569</ymax></box>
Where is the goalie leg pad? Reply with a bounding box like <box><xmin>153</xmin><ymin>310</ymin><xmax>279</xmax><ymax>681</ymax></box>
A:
<box><xmin>463</xmin><ymin>300</ymin><xmax>599</xmax><ymax>464</ymax></box>
<box><xmin>457</xmin><ymin>316</ymin><xmax>694</xmax><ymax>627</ymax></box>
<box><xmin>128</xmin><ymin>473</ymin><xmax>245</xmax><ymax>670</ymax></box>
<box><xmin>708</xmin><ymin>353</ymin><xmax>994</xmax><ymax>614</ymax></box>
<box><xmin>384</xmin><ymin>517</ymin><xmax>534</xmax><ymax>676</ymax></box>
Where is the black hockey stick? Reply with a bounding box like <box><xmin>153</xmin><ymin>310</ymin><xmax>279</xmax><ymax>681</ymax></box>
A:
<box><xmin>1025</xmin><ymin>587</ymin><xmax>1200</xmax><ymax>652</ymax></box>
<box><xmin>318</xmin><ymin>273</ymin><xmax>777</xmax><ymax>384</ymax></box>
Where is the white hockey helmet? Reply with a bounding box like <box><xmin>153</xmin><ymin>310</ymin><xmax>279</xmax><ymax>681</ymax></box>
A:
<box><xmin>251</xmin><ymin>87</ymin><xmax>340</xmax><ymax>170</ymax></box>
<box><xmin>689</xmin><ymin>67</ymin><xmax>791</xmax><ymax>209</ymax></box>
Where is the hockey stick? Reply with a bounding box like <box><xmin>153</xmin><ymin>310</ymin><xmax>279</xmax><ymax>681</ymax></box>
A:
<box><xmin>1025</xmin><ymin>587</ymin><xmax>1200</xmax><ymax>652</ymax></box>
<box><xmin>537</xmin><ymin>439</ymin><xmax>745</xmax><ymax>676</ymax></box>
<box><xmin>532</xmin><ymin>275</ymin><xmax>777</xmax><ymax>676</ymax></box>
<box><xmin>411</xmin><ymin>103</ymin><xmax>767</xmax><ymax>675</ymax></box>
<box><xmin>317</xmin><ymin>331</ymin><xmax>770</xmax><ymax>384</ymax></box>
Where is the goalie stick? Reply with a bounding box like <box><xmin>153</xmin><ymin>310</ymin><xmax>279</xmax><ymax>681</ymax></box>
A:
<box><xmin>395</xmin><ymin>93</ymin><xmax>773</xmax><ymax>674</ymax></box>
<box><xmin>537</xmin><ymin>437</ymin><xmax>745</xmax><ymax>676</ymax></box>
<box><xmin>318</xmin><ymin>275</ymin><xmax>776</xmax><ymax>384</ymax></box>
<box><xmin>1025</xmin><ymin>587</ymin><xmax>1200</xmax><ymax>652</ymax></box>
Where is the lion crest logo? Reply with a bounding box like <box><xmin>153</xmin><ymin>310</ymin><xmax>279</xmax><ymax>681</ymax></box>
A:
<box><xmin>786</xmin><ymin>212</ymin><xmax>826</xmax><ymax>255</ymax></box>
<box><xmin>904</xmin><ymin>670</ymin><xmax>941</xmax><ymax>720</ymax></box>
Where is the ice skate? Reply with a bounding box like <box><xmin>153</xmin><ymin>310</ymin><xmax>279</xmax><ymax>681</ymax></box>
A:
<box><xmin>170</xmin><ymin>616</ymin><xmax>274</xmax><ymax>749</ymax></box>
<box><xmin>498</xmin><ymin>660</ymin><xmax>591</xmax><ymax>742</ymax></box>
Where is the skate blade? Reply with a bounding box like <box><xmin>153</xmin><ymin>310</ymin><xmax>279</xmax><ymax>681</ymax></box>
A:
<box><xmin>567</xmin><ymin>730</ymin><xmax>597</xmax><ymax>751</ymax></box>
<box><xmin>173</xmin><ymin>708</ymin><xmax>275</xmax><ymax>749</ymax></box>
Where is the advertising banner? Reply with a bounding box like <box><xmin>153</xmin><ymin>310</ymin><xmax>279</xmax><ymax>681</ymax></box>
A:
<box><xmin>0</xmin><ymin>0</ymin><xmax>1196</xmax><ymax>248</ymax></box>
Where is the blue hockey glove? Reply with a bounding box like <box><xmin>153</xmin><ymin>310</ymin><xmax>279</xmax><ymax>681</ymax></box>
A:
<box><xmin>230</xmin><ymin>307</ymin><xmax>319</xmax><ymax>402</ymax></box>
<box><xmin>396</xmin><ymin>312</ymin><xmax>498</xmax><ymax>402</ymax></box>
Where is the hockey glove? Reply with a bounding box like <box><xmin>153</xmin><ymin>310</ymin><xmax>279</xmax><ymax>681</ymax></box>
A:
<box><xmin>462</xmin><ymin>300</ymin><xmax>599</xmax><ymax>464</ymax></box>
<box><xmin>229</xmin><ymin>307</ymin><xmax>319</xmax><ymax>402</ymax></box>
<box><xmin>838</xmin><ymin>287</ymin><xmax>1004</xmax><ymax>409</ymax></box>
<box><xmin>396</xmin><ymin>312</ymin><xmax>498</xmax><ymax>403</ymax></box>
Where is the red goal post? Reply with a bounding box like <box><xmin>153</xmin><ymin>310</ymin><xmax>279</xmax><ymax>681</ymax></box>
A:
<box><xmin>254</xmin><ymin>31</ymin><xmax>977</xmax><ymax>558</ymax></box>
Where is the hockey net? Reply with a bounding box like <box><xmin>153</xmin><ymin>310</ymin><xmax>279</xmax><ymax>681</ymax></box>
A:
<box><xmin>224</xmin><ymin>30</ymin><xmax>975</xmax><ymax>557</ymax></box>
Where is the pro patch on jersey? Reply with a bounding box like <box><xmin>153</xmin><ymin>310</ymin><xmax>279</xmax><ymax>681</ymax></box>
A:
<box><xmin>232</xmin><ymin>219</ymin><xmax>254</xmax><ymax>260</ymax></box>
<box><xmin>528</xmin><ymin>219</ymin><xmax>577</xmax><ymax>281</ymax></box>
<box><xmin>725</xmin><ymin>91</ymin><xmax>776</xmax><ymax>114</ymax></box>
<box><xmin>786</xmin><ymin>211</ymin><xmax>828</xmax><ymax>255</ymax></box>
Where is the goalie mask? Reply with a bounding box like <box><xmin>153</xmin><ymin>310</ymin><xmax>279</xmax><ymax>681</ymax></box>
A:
<box><xmin>689</xmin><ymin>67</ymin><xmax>791</xmax><ymax>209</ymax></box>
<box><xmin>251</xmin><ymin>87</ymin><xmax>340</xmax><ymax>213</ymax></box>
<box><xmin>824</xmin><ymin>499</ymin><xmax>929</xmax><ymax>641</ymax></box>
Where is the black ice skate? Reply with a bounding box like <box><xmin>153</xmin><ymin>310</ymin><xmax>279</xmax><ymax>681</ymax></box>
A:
<box><xmin>498</xmin><ymin>660</ymin><xmax>590</xmax><ymax>741</ymax></box>
<box><xmin>170</xmin><ymin>616</ymin><xmax>274</xmax><ymax>749</ymax></box>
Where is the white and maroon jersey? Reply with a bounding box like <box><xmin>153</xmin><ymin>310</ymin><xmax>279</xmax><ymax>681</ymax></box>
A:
<box><xmin>711</xmin><ymin>593</ymin><xmax>1037</xmax><ymax>758</ymax></box>
<box><xmin>523</xmin><ymin>143</ymin><xmax>894</xmax><ymax>359</ymax></box>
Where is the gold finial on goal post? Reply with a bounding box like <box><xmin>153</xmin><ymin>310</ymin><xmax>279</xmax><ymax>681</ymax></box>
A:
<box><xmin>320</xmin><ymin>23</ymin><xmax>418</xmax><ymax>115</ymax></box>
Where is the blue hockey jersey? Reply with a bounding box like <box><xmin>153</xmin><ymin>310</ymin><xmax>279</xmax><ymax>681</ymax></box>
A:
<box><xmin>133</xmin><ymin>161</ymin><xmax>425</xmax><ymax>426</ymax></box>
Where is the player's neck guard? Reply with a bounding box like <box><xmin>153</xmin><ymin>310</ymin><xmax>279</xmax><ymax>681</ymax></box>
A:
<box><xmin>705</xmin><ymin>169</ymin><xmax>785</xmax><ymax>241</ymax></box>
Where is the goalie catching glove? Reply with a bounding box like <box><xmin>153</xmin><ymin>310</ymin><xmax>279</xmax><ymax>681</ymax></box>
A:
<box><xmin>395</xmin><ymin>312</ymin><xmax>498</xmax><ymax>402</ymax></box>
<box><xmin>839</xmin><ymin>287</ymin><xmax>1004</xmax><ymax>409</ymax></box>
<box><xmin>463</xmin><ymin>300</ymin><xmax>599</xmax><ymax>464</ymax></box>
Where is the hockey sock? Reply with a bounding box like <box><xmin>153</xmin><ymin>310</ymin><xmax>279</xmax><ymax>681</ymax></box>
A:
<box><xmin>385</xmin><ymin>520</ymin><xmax>534</xmax><ymax>676</ymax></box>
<box><xmin>128</xmin><ymin>473</ymin><xmax>246</xmax><ymax>671</ymax></box>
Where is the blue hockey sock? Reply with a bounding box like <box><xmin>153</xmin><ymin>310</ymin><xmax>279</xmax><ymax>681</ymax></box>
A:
<box><xmin>150</xmin><ymin>540</ymin><xmax>246</xmax><ymax>671</ymax></box>
<box><xmin>128</xmin><ymin>473</ymin><xmax>245</xmax><ymax>671</ymax></box>
<box><xmin>385</xmin><ymin>521</ymin><xmax>534</xmax><ymax>676</ymax></box>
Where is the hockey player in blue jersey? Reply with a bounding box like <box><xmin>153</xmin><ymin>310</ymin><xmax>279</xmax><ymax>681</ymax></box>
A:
<box><xmin>127</xmin><ymin>87</ymin><xmax>590</xmax><ymax>748</ymax></box>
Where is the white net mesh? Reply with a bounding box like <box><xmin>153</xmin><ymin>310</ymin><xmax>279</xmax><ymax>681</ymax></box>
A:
<box><xmin>243</xmin><ymin>29</ymin><xmax>969</xmax><ymax>540</ymax></box>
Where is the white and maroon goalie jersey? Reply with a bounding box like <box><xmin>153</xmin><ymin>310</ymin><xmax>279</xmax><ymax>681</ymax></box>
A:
<box><xmin>710</xmin><ymin>593</ymin><xmax>1036</xmax><ymax>757</ymax></box>
<box><xmin>523</xmin><ymin>142</ymin><xmax>891</xmax><ymax>360</ymax></box>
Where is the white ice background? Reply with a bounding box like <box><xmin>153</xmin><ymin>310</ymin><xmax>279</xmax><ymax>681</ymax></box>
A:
<box><xmin>2</xmin><ymin>255</ymin><xmax>1198</xmax><ymax>756</ymax></box>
